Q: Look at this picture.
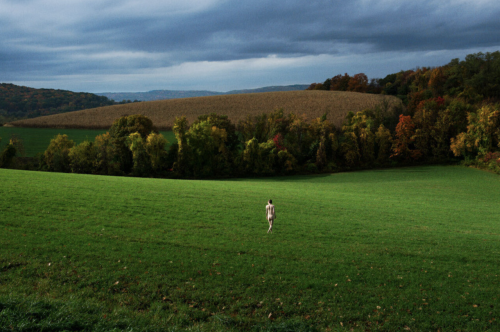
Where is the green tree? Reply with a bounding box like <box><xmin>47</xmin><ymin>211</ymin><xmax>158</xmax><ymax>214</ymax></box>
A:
<box><xmin>69</xmin><ymin>141</ymin><xmax>97</xmax><ymax>174</ymax></box>
<box><xmin>44</xmin><ymin>134</ymin><xmax>75</xmax><ymax>172</ymax></box>
<box><xmin>184</xmin><ymin>120</ymin><xmax>230</xmax><ymax>177</ymax></box>
<box><xmin>173</xmin><ymin>116</ymin><xmax>190</xmax><ymax>176</ymax></box>
<box><xmin>127</xmin><ymin>132</ymin><xmax>152</xmax><ymax>177</ymax></box>
<box><xmin>341</xmin><ymin>110</ymin><xmax>377</xmax><ymax>166</ymax></box>
<box><xmin>375</xmin><ymin>125</ymin><xmax>393</xmax><ymax>164</ymax></box>
<box><xmin>0</xmin><ymin>139</ymin><xmax>16</xmax><ymax>168</ymax></box>
<box><xmin>145</xmin><ymin>133</ymin><xmax>168</xmax><ymax>174</ymax></box>
<box><xmin>94</xmin><ymin>132</ymin><xmax>120</xmax><ymax>175</ymax></box>
<box><xmin>109</xmin><ymin>115</ymin><xmax>156</xmax><ymax>174</ymax></box>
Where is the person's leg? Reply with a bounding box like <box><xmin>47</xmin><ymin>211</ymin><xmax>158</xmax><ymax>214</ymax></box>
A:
<box><xmin>267</xmin><ymin>218</ymin><xmax>272</xmax><ymax>233</ymax></box>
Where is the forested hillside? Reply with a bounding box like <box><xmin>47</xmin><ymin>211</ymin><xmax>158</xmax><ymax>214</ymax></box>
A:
<box><xmin>0</xmin><ymin>84</ymin><xmax>121</xmax><ymax>124</ymax></box>
<box><xmin>309</xmin><ymin>51</ymin><xmax>500</xmax><ymax>105</ymax></box>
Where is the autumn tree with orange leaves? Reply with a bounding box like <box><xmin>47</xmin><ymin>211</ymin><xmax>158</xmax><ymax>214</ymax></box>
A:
<box><xmin>391</xmin><ymin>114</ymin><xmax>422</xmax><ymax>161</ymax></box>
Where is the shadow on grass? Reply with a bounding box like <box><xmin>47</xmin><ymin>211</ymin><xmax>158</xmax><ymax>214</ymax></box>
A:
<box><xmin>0</xmin><ymin>296</ymin><xmax>320</xmax><ymax>332</ymax></box>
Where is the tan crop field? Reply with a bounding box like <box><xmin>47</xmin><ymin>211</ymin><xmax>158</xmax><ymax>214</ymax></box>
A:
<box><xmin>8</xmin><ymin>91</ymin><xmax>402</xmax><ymax>130</ymax></box>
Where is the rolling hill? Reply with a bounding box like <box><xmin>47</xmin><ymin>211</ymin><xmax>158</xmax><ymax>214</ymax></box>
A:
<box><xmin>0</xmin><ymin>83</ymin><xmax>117</xmax><ymax>121</ymax></box>
<box><xmin>96</xmin><ymin>84</ymin><xmax>310</xmax><ymax>102</ymax></box>
<box><xmin>7</xmin><ymin>91</ymin><xmax>402</xmax><ymax>130</ymax></box>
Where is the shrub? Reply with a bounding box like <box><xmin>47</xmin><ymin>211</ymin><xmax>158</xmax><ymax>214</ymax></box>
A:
<box><xmin>0</xmin><ymin>141</ymin><xmax>16</xmax><ymax>168</ymax></box>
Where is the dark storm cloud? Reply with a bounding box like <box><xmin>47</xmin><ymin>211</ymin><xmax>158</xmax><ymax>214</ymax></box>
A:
<box><xmin>1</xmin><ymin>0</ymin><xmax>500</xmax><ymax>91</ymax></box>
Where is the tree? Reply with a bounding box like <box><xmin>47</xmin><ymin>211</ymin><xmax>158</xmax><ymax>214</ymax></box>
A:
<box><xmin>0</xmin><ymin>140</ymin><xmax>16</xmax><ymax>168</ymax></box>
<box><xmin>341</xmin><ymin>110</ymin><xmax>377</xmax><ymax>166</ymax></box>
<box><xmin>145</xmin><ymin>133</ymin><xmax>168</xmax><ymax>174</ymax></box>
<box><xmin>347</xmin><ymin>73</ymin><xmax>369</xmax><ymax>93</ymax></box>
<box><xmin>450</xmin><ymin>105</ymin><xmax>500</xmax><ymax>158</ymax></box>
<box><xmin>173</xmin><ymin>116</ymin><xmax>190</xmax><ymax>176</ymax></box>
<box><xmin>391</xmin><ymin>115</ymin><xmax>421</xmax><ymax>161</ymax></box>
<box><xmin>428</xmin><ymin>67</ymin><xmax>447</xmax><ymax>97</ymax></box>
<box><xmin>375</xmin><ymin>125</ymin><xmax>393</xmax><ymax>164</ymax></box>
<box><xmin>94</xmin><ymin>132</ymin><xmax>120</xmax><ymax>175</ymax></box>
<box><xmin>127</xmin><ymin>132</ymin><xmax>152</xmax><ymax>177</ymax></box>
<box><xmin>44</xmin><ymin>134</ymin><xmax>74</xmax><ymax>172</ymax></box>
<box><xmin>69</xmin><ymin>141</ymin><xmax>97</xmax><ymax>174</ymax></box>
<box><xmin>109</xmin><ymin>114</ymin><xmax>156</xmax><ymax>174</ymax></box>
<box><xmin>330</xmin><ymin>74</ymin><xmax>351</xmax><ymax>91</ymax></box>
<box><xmin>242</xmin><ymin>138</ymin><xmax>261</xmax><ymax>175</ymax></box>
<box><xmin>285</xmin><ymin>113</ymin><xmax>315</xmax><ymax>165</ymax></box>
<box><xmin>341</xmin><ymin>131</ymin><xmax>361</xmax><ymax>167</ymax></box>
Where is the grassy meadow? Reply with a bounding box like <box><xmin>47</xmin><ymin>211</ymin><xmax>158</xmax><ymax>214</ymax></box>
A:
<box><xmin>1</xmin><ymin>166</ymin><xmax>500</xmax><ymax>331</ymax></box>
<box><xmin>8</xmin><ymin>91</ymin><xmax>402</xmax><ymax>130</ymax></box>
<box><xmin>0</xmin><ymin>127</ymin><xmax>176</xmax><ymax>157</ymax></box>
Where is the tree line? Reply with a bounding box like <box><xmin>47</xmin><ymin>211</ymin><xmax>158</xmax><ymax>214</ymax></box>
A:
<box><xmin>2</xmin><ymin>96</ymin><xmax>499</xmax><ymax>177</ymax></box>
<box><xmin>308</xmin><ymin>51</ymin><xmax>500</xmax><ymax>104</ymax></box>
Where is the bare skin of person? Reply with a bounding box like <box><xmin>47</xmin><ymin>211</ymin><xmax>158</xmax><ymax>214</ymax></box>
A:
<box><xmin>266</xmin><ymin>200</ymin><xmax>276</xmax><ymax>233</ymax></box>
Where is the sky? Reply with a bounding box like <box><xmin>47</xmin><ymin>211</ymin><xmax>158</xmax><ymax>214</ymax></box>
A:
<box><xmin>1</xmin><ymin>0</ymin><xmax>500</xmax><ymax>93</ymax></box>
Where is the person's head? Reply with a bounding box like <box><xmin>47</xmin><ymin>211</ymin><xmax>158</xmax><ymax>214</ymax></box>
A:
<box><xmin>269</xmin><ymin>199</ymin><xmax>272</xmax><ymax>204</ymax></box>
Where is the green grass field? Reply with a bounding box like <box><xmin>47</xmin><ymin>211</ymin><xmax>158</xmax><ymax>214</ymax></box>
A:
<box><xmin>1</xmin><ymin>166</ymin><xmax>500</xmax><ymax>331</ymax></box>
<box><xmin>0</xmin><ymin>127</ymin><xmax>176</xmax><ymax>157</ymax></box>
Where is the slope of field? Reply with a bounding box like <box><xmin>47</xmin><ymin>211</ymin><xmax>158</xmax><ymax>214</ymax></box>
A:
<box><xmin>0</xmin><ymin>127</ymin><xmax>176</xmax><ymax>157</ymax></box>
<box><xmin>8</xmin><ymin>91</ymin><xmax>402</xmax><ymax>130</ymax></box>
<box><xmin>1</xmin><ymin>166</ymin><xmax>500</xmax><ymax>330</ymax></box>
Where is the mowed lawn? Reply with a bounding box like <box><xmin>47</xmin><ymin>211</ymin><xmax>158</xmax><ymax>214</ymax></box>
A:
<box><xmin>0</xmin><ymin>127</ymin><xmax>176</xmax><ymax>156</ymax></box>
<box><xmin>1</xmin><ymin>166</ymin><xmax>500</xmax><ymax>331</ymax></box>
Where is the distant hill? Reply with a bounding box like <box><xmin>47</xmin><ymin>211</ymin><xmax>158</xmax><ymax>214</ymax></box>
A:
<box><xmin>9</xmin><ymin>91</ymin><xmax>402</xmax><ymax>130</ymax></box>
<box><xmin>0</xmin><ymin>83</ymin><xmax>118</xmax><ymax>124</ymax></box>
<box><xmin>96</xmin><ymin>85</ymin><xmax>310</xmax><ymax>102</ymax></box>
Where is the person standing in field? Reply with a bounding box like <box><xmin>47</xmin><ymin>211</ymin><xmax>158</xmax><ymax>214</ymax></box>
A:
<box><xmin>266</xmin><ymin>199</ymin><xmax>276</xmax><ymax>233</ymax></box>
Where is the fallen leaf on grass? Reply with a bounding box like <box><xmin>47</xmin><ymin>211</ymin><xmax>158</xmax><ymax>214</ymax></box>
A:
<box><xmin>114</xmin><ymin>281</ymin><xmax>119</xmax><ymax>285</ymax></box>
<box><xmin>268</xmin><ymin>313</ymin><xmax>272</xmax><ymax>318</ymax></box>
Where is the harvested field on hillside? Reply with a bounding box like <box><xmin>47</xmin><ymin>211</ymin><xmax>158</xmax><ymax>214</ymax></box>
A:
<box><xmin>9</xmin><ymin>91</ymin><xmax>402</xmax><ymax>130</ymax></box>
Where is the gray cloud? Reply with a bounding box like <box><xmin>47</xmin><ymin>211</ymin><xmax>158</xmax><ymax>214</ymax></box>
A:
<box><xmin>1</xmin><ymin>0</ymin><xmax>500</xmax><ymax>91</ymax></box>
